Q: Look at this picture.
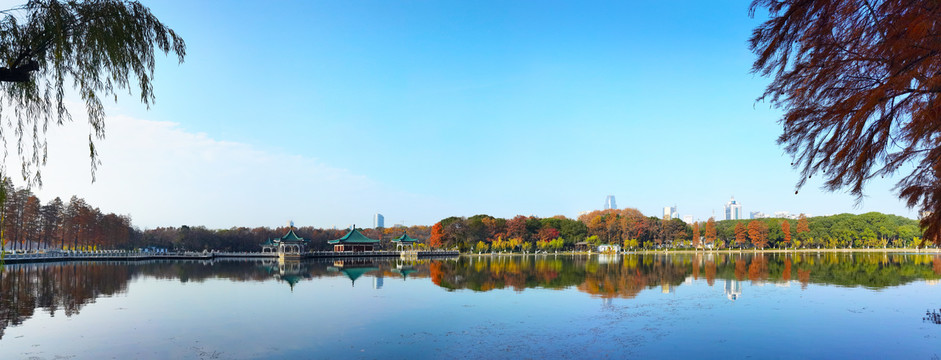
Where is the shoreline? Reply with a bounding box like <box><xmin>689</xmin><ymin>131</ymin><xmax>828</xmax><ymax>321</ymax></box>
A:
<box><xmin>462</xmin><ymin>248</ymin><xmax>941</xmax><ymax>256</ymax></box>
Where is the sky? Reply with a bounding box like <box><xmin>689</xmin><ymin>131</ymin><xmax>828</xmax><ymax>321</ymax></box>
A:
<box><xmin>1</xmin><ymin>0</ymin><xmax>919</xmax><ymax>229</ymax></box>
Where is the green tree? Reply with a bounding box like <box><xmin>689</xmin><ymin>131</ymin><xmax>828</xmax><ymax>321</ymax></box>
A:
<box><xmin>0</xmin><ymin>0</ymin><xmax>185</xmax><ymax>184</ymax></box>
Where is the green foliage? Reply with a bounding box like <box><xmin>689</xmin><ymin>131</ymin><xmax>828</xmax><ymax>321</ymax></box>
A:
<box><xmin>713</xmin><ymin>213</ymin><xmax>922</xmax><ymax>249</ymax></box>
<box><xmin>585</xmin><ymin>235</ymin><xmax>601</xmax><ymax>247</ymax></box>
<box><xmin>0</xmin><ymin>0</ymin><xmax>185</xmax><ymax>184</ymax></box>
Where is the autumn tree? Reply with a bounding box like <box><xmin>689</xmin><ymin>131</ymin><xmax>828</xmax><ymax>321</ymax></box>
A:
<box><xmin>747</xmin><ymin>220</ymin><xmax>769</xmax><ymax>249</ymax></box>
<box><xmin>796</xmin><ymin>214</ymin><xmax>810</xmax><ymax>241</ymax></box>
<box><xmin>781</xmin><ymin>220</ymin><xmax>792</xmax><ymax>248</ymax></box>
<box><xmin>734</xmin><ymin>222</ymin><xmax>747</xmax><ymax>248</ymax></box>
<box><xmin>750</xmin><ymin>0</ymin><xmax>941</xmax><ymax>245</ymax></box>
<box><xmin>428</xmin><ymin>222</ymin><xmax>443</xmax><ymax>248</ymax></box>
<box><xmin>691</xmin><ymin>221</ymin><xmax>700</xmax><ymax>249</ymax></box>
<box><xmin>704</xmin><ymin>217</ymin><xmax>717</xmax><ymax>248</ymax></box>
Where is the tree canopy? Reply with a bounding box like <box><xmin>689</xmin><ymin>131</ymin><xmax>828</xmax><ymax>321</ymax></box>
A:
<box><xmin>749</xmin><ymin>0</ymin><xmax>941</xmax><ymax>245</ymax></box>
<box><xmin>0</xmin><ymin>0</ymin><xmax>184</xmax><ymax>184</ymax></box>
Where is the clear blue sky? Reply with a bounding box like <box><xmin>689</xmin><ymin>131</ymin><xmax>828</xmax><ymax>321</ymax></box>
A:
<box><xmin>17</xmin><ymin>1</ymin><xmax>917</xmax><ymax>229</ymax></box>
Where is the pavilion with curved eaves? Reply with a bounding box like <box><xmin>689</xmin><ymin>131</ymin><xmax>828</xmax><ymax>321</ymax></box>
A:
<box><xmin>328</xmin><ymin>226</ymin><xmax>380</xmax><ymax>252</ymax></box>
<box><xmin>391</xmin><ymin>231</ymin><xmax>420</xmax><ymax>250</ymax></box>
<box><xmin>262</xmin><ymin>229</ymin><xmax>308</xmax><ymax>258</ymax></box>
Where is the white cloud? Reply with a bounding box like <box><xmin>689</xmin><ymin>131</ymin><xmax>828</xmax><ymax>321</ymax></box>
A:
<box><xmin>8</xmin><ymin>113</ymin><xmax>444</xmax><ymax>229</ymax></box>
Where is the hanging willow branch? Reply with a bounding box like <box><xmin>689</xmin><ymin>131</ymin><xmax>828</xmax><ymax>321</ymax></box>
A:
<box><xmin>0</xmin><ymin>0</ymin><xmax>185</xmax><ymax>185</ymax></box>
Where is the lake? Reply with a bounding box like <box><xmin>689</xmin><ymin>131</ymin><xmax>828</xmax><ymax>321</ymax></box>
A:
<box><xmin>1</xmin><ymin>252</ymin><xmax>939</xmax><ymax>359</ymax></box>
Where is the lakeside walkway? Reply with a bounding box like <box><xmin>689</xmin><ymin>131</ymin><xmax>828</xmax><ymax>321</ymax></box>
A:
<box><xmin>1</xmin><ymin>249</ymin><xmax>459</xmax><ymax>264</ymax></box>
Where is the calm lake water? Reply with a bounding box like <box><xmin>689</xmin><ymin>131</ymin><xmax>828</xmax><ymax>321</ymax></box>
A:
<box><xmin>1</xmin><ymin>252</ymin><xmax>940</xmax><ymax>359</ymax></box>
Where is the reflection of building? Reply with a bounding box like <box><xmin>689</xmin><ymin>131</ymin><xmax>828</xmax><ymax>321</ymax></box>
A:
<box><xmin>725</xmin><ymin>197</ymin><xmax>743</xmax><ymax>220</ymax></box>
<box><xmin>272</xmin><ymin>260</ymin><xmax>311</xmax><ymax>291</ymax></box>
<box><xmin>661</xmin><ymin>282</ymin><xmax>675</xmax><ymax>294</ymax></box>
<box><xmin>604</xmin><ymin>195</ymin><xmax>618</xmax><ymax>210</ymax></box>
<box><xmin>724</xmin><ymin>279</ymin><xmax>742</xmax><ymax>301</ymax></box>
<box><xmin>597</xmin><ymin>253</ymin><xmax>620</xmax><ymax>264</ymax></box>
<box><xmin>373</xmin><ymin>276</ymin><xmax>384</xmax><ymax>290</ymax></box>
<box><xmin>327</xmin><ymin>259</ymin><xmax>380</xmax><ymax>287</ymax></box>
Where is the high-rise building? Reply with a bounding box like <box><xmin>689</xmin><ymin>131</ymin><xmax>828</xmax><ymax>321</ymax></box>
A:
<box><xmin>724</xmin><ymin>197</ymin><xmax>743</xmax><ymax>220</ymax></box>
<box><xmin>662</xmin><ymin>205</ymin><xmax>677</xmax><ymax>221</ymax></box>
<box><xmin>604</xmin><ymin>195</ymin><xmax>617</xmax><ymax>210</ymax></box>
<box><xmin>374</xmin><ymin>213</ymin><xmax>384</xmax><ymax>228</ymax></box>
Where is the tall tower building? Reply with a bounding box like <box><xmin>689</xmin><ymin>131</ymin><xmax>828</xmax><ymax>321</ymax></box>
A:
<box><xmin>374</xmin><ymin>213</ymin><xmax>384</xmax><ymax>228</ymax></box>
<box><xmin>662</xmin><ymin>205</ymin><xmax>678</xmax><ymax>220</ymax></box>
<box><xmin>724</xmin><ymin>197</ymin><xmax>743</xmax><ymax>220</ymax></box>
<box><xmin>604</xmin><ymin>195</ymin><xmax>617</xmax><ymax>210</ymax></box>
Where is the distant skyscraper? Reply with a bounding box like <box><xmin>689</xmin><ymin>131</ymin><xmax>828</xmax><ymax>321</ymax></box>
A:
<box><xmin>604</xmin><ymin>195</ymin><xmax>617</xmax><ymax>210</ymax></box>
<box><xmin>724</xmin><ymin>197</ymin><xmax>743</xmax><ymax>220</ymax></box>
<box><xmin>374</xmin><ymin>213</ymin><xmax>384</xmax><ymax>228</ymax></box>
<box><xmin>663</xmin><ymin>205</ymin><xmax>678</xmax><ymax>220</ymax></box>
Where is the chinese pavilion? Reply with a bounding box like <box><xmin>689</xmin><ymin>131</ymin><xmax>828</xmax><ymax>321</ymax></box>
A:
<box><xmin>391</xmin><ymin>231</ymin><xmax>420</xmax><ymax>250</ymax></box>
<box><xmin>328</xmin><ymin>226</ymin><xmax>380</xmax><ymax>252</ymax></box>
<box><xmin>262</xmin><ymin>229</ymin><xmax>308</xmax><ymax>260</ymax></box>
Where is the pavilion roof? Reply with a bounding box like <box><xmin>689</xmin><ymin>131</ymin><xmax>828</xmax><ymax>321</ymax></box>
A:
<box><xmin>328</xmin><ymin>227</ymin><xmax>379</xmax><ymax>244</ymax></box>
<box><xmin>391</xmin><ymin>231</ymin><xmax>420</xmax><ymax>243</ymax></box>
<box><xmin>275</xmin><ymin>229</ymin><xmax>307</xmax><ymax>243</ymax></box>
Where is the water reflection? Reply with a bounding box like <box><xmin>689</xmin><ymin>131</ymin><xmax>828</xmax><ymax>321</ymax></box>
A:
<box><xmin>430</xmin><ymin>252</ymin><xmax>941</xmax><ymax>300</ymax></box>
<box><xmin>1</xmin><ymin>252</ymin><xmax>939</xmax><ymax>340</ymax></box>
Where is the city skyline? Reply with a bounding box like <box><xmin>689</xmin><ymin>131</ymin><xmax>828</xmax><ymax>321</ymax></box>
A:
<box><xmin>4</xmin><ymin>0</ymin><xmax>918</xmax><ymax>229</ymax></box>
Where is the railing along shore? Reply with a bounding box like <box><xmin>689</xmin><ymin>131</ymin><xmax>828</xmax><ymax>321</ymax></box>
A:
<box><xmin>1</xmin><ymin>249</ymin><xmax>460</xmax><ymax>264</ymax></box>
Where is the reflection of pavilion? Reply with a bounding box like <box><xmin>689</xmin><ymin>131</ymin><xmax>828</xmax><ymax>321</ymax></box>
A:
<box><xmin>724</xmin><ymin>279</ymin><xmax>742</xmax><ymax>301</ymax></box>
<box><xmin>392</xmin><ymin>264</ymin><xmax>417</xmax><ymax>280</ymax></box>
<box><xmin>270</xmin><ymin>259</ymin><xmax>312</xmax><ymax>291</ymax></box>
<box><xmin>327</xmin><ymin>259</ymin><xmax>380</xmax><ymax>287</ymax></box>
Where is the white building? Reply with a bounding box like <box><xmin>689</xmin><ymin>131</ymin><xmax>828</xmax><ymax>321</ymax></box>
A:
<box><xmin>374</xmin><ymin>213</ymin><xmax>384</xmax><ymax>228</ymax></box>
<box><xmin>683</xmin><ymin>215</ymin><xmax>694</xmax><ymax>224</ymax></box>
<box><xmin>725</xmin><ymin>197</ymin><xmax>743</xmax><ymax>220</ymax></box>
<box><xmin>663</xmin><ymin>205</ymin><xmax>678</xmax><ymax>220</ymax></box>
<box><xmin>604</xmin><ymin>195</ymin><xmax>618</xmax><ymax>210</ymax></box>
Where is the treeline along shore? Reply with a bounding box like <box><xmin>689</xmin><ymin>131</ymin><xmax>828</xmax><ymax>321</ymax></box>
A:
<box><xmin>0</xmin><ymin>180</ymin><xmax>932</xmax><ymax>253</ymax></box>
<box><xmin>426</xmin><ymin>209</ymin><xmax>931</xmax><ymax>253</ymax></box>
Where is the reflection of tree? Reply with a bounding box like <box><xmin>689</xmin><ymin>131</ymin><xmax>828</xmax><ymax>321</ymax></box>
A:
<box><xmin>704</xmin><ymin>261</ymin><xmax>716</xmax><ymax>286</ymax></box>
<box><xmin>0</xmin><ymin>263</ymin><xmax>131</xmax><ymax>339</ymax></box>
<box><xmin>427</xmin><ymin>253</ymin><xmax>941</xmax><ymax>297</ymax></box>
<box><xmin>0</xmin><ymin>259</ymin><xmax>435</xmax><ymax>340</ymax></box>
<box><xmin>747</xmin><ymin>255</ymin><xmax>769</xmax><ymax>282</ymax></box>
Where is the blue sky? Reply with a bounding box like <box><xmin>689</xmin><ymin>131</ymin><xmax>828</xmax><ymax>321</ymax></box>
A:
<box><xmin>9</xmin><ymin>1</ymin><xmax>916</xmax><ymax>229</ymax></box>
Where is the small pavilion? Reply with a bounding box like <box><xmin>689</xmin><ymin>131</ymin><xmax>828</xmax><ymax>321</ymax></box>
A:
<box><xmin>260</xmin><ymin>238</ymin><xmax>277</xmax><ymax>253</ymax></box>
<box><xmin>263</xmin><ymin>229</ymin><xmax>308</xmax><ymax>257</ymax></box>
<box><xmin>328</xmin><ymin>226</ymin><xmax>380</xmax><ymax>252</ymax></box>
<box><xmin>390</xmin><ymin>231</ymin><xmax>420</xmax><ymax>250</ymax></box>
